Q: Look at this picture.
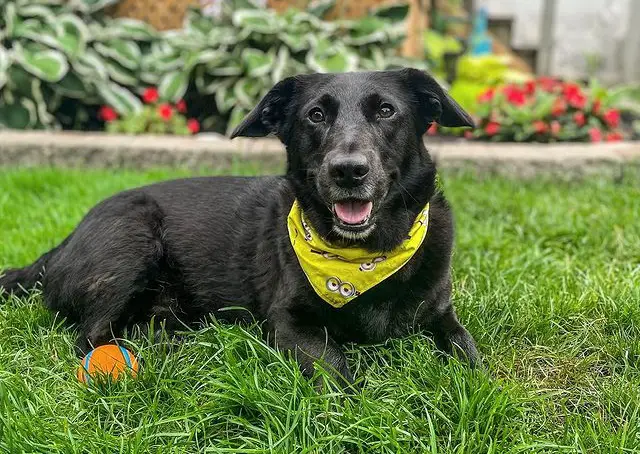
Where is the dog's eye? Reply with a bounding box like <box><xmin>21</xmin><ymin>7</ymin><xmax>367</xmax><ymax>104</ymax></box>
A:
<box><xmin>308</xmin><ymin>108</ymin><xmax>325</xmax><ymax>123</ymax></box>
<box><xmin>378</xmin><ymin>103</ymin><xmax>395</xmax><ymax>119</ymax></box>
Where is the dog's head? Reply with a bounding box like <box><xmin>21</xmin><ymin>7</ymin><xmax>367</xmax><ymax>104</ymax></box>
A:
<box><xmin>231</xmin><ymin>68</ymin><xmax>473</xmax><ymax>250</ymax></box>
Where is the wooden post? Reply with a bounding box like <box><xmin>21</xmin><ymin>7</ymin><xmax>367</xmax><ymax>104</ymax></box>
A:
<box><xmin>401</xmin><ymin>0</ymin><xmax>429</xmax><ymax>59</ymax></box>
<box><xmin>536</xmin><ymin>0</ymin><xmax>557</xmax><ymax>75</ymax></box>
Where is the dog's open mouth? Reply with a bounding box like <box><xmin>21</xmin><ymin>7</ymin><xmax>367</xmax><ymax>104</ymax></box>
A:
<box><xmin>332</xmin><ymin>200</ymin><xmax>373</xmax><ymax>229</ymax></box>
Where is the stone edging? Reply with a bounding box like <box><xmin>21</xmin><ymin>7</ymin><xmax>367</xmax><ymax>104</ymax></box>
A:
<box><xmin>1</xmin><ymin>131</ymin><xmax>639</xmax><ymax>178</ymax></box>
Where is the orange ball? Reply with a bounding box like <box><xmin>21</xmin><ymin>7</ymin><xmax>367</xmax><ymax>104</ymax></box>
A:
<box><xmin>77</xmin><ymin>345</ymin><xmax>139</xmax><ymax>384</ymax></box>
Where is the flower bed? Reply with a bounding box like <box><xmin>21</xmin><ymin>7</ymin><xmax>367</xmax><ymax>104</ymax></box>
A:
<box><xmin>461</xmin><ymin>78</ymin><xmax>626</xmax><ymax>143</ymax></box>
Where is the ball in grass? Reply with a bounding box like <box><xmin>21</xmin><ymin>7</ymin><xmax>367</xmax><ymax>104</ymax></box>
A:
<box><xmin>76</xmin><ymin>345</ymin><xmax>139</xmax><ymax>384</ymax></box>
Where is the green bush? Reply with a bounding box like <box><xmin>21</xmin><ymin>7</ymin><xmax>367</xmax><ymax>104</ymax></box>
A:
<box><xmin>1</xmin><ymin>0</ymin><xmax>426</xmax><ymax>134</ymax></box>
<box><xmin>155</xmin><ymin>2</ymin><xmax>426</xmax><ymax>134</ymax></box>
<box><xmin>0</xmin><ymin>0</ymin><xmax>157</xmax><ymax>130</ymax></box>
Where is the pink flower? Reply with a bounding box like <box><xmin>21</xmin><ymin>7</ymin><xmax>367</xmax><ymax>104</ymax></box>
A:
<box><xmin>98</xmin><ymin>106</ymin><xmax>118</xmax><ymax>122</ymax></box>
<box><xmin>573</xmin><ymin>111</ymin><xmax>586</xmax><ymax>127</ymax></box>
<box><xmin>176</xmin><ymin>99</ymin><xmax>187</xmax><ymax>114</ymax></box>
<box><xmin>550</xmin><ymin>121</ymin><xmax>561</xmax><ymax>136</ymax></box>
<box><xmin>426</xmin><ymin>123</ymin><xmax>438</xmax><ymax>136</ymax></box>
<box><xmin>143</xmin><ymin>87</ymin><xmax>159</xmax><ymax>104</ymax></box>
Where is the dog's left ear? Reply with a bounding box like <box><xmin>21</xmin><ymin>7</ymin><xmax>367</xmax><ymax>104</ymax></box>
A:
<box><xmin>403</xmin><ymin>68</ymin><xmax>475</xmax><ymax>130</ymax></box>
<box><xmin>230</xmin><ymin>77</ymin><xmax>296</xmax><ymax>140</ymax></box>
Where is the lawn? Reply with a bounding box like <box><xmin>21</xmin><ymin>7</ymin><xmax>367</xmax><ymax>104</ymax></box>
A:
<box><xmin>1</xmin><ymin>165</ymin><xmax>639</xmax><ymax>453</ymax></box>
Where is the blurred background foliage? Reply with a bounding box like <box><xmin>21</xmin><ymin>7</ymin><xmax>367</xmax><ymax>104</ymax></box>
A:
<box><xmin>0</xmin><ymin>0</ymin><xmax>638</xmax><ymax>140</ymax></box>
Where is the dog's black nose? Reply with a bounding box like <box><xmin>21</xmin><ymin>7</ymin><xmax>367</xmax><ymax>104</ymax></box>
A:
<box><xmin>329</xmin><ymin>154</ymin><xmax>370</xmax><ymax>188</ymax></box>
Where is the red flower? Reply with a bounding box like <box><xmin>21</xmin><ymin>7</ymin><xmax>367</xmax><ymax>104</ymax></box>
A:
<box><xmin>533</xmin><ymin>121</ymin><xmax>548</xmax><ymax>134</ymax></box>
<box><xmin>477</xmin><ymin>88</ymin><xmax>495</xmax><ymax>103</ymax></box>
<box><xmin>524</xmin><ymin>80</ymin><xmax>536</xmax><ymax>95</ymax></box>
<box><xmin>603</xmin><ymin>109</ymin><xmax>621</xmax><ymax>128</ymax></box>
<box><xmin>187</xmin><ymin>118</ymin><xmax>200</xmax><ymax>134</ymax></box>
<box><xmin>158</xmin><ymin>103</ymin><xmax>173</xmax><ymax>121</ymax></box>
<box><xmin>427</xmin><ymin>123</ymin><xmax>438</xmax><ymax>135</ymax></box>
<box><xmin>562</xmin><ymin>83</ymin><xmax>586</xmax><ymax>109</ymax></box>
<box><xmin>592</xmin><ymin>99</ymin><xmax>601</xmax><ymax>114</ymax></box>
<box><xmin>606</xmin><ymin>131</ymin><xmax>623</xmax><ymax>142</ymax></box>
<box><xmin>503</xmin><ymin>85</ymin><xmax>526</xmax><ymax>106</ymax></box>
<box><xmin>176</xmin><ymin>99</ymin><xmax>187</xmax><ymax>114</ymax></box>
<box><xmin>98</xmin><ymin>106</ymin><xmax>118</xmax><ymax>122</ymax></box>
<box><xmin>573</xmin><ymin>111</ymin><xmax>586</xmax><ymax>127</ymax></box>
<box><xmin>485</xmin><ymin>121</ymin><xmax>501</xmax><ymax>136</ymax></box>
<box><xmin>551</xmin><ymin>98</ymin><xmax>566</xmax><ymax>117</ymax></box>
<box><xmin>550</xmin><ymin>120</ymin><xmax>561</xmax><ymax>136</ymax></box>
<box><xmin>142</xmin><ymin>87</ymin><xmax>159</xmax><ymax>104</ymax></box>
<box><xmin>589</xmin><ymin>127</ymin><xmax>602</xmax><ymax>142</ymax></box>
<box><xmin>537</xmin><ymin>77</ymin><xmax>559</xmax><ymax>92</ymax></box>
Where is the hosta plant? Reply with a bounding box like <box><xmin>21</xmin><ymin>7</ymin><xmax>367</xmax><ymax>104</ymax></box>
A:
<box><xmin>0</xmin><ymin>0</ymin><xmax>155</xmax><ymax>130</ymax></box>
<box><xmin>149</xmin><ymin>2</ymin><xmax>427</xmax><ymax>134</ymax></box>
<box><xmin>102</xmin><ymin>88</ymin><xmax>201</xmax><ymax>135</ymax></box>
<box><xmin>461</xmin><ymin>78</ymin><xmax>626</xmax><ymax>143</ymax></box>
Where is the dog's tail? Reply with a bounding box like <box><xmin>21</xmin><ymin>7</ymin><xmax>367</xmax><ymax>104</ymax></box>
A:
<box><xmin>0</xmin><ymin>244</ymin><xmax>62</xmax><ymax>299</ymax></box>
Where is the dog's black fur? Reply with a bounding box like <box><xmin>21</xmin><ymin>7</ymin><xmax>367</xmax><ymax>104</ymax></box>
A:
<box><xmin>0</xmin><ymin>68</ymin><xmax>478</xmax><ymax>385</ymax></box>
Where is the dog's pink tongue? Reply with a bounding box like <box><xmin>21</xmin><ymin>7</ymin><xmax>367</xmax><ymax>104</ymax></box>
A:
<box><xmin>334</xmin><ymin>201</ymin><xmax>373</xmax><ymax>225</ymax></box>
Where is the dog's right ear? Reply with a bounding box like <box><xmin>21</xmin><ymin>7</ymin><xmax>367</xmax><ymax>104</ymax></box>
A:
<box><xmin>230</xmin><ymin>77</ymin><xmax>296</xmax><ymax>140</ymax></box>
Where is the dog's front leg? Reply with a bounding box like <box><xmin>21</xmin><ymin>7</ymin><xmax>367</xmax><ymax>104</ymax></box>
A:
<box><xmin>266</xmin><ymin>307</ymin><xmax>354</xmax><ymax>387</ymax></box>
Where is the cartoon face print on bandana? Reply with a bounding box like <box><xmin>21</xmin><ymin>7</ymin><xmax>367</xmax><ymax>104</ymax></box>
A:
<box><xmin>359</xmin><ymin>256</ymin><xmax>387</xmax><ymax>272</ymax></box>
<box><xmin>326</xmin><ymin>276</ymin><xmax>359</xmax><ymax>298</ymax></box>
<box><xmin>301</xmin><ymin>216</ymin><xmax>313</xmax><ymax>241</ymax></box>
<box><xmin>310</xmin><ymin>249</ymin><xmax>348</xmax><ymax>262</ymax></box>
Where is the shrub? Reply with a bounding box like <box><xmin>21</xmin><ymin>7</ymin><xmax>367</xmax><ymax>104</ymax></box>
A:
<box><xmin>151</xmin><ymin>3</ymin><xmax>427</xmax><ymax>134</ymax></box>
<box><xmin>466</xmin><ymin>78</ymin><xmax>626</xmax><ymax>143</ymax></box>
<box><xmin>0</xmin><ymin>0</ymin><xmax>156</xmax><ymax>130</ymax></box>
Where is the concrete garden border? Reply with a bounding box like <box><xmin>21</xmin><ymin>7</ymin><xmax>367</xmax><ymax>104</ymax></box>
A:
<box><xmin>1</xmin><ymin>131</ymin><xmax>639</xmax><ymax>179</ymax></box>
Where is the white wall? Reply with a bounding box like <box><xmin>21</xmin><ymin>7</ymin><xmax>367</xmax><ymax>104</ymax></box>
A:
<box><xmin>482</xmin><ymin>0</ymin><xmax>634</xmax><ymax>83</ymax></box>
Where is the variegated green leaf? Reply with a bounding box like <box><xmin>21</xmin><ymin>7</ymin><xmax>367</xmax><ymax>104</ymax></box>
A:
<box><xmin>233</xmin><ymin>78</ymin><xmax>263</xmax><ymax>109</ymax></box>
<box><xmin>271</xmin><ymin>46</ymin><xmax>289</xmax><ymax>84</ymax></box>
<box><xmin>306</xmin><ymin>49</ymin><xmax>358</xmax><ymax>73</ymax></box>
<box><xmin>241</xmin><ymin>48</ymin><xmax>272</xmax><ymax>78</ymax></box>
<box><xmin>215</xmin><ymin>79</ymin><xmax>239</xmax><ymax>114</ymax></box>
<box><xmin>158</xmin><ymin>71</ymin><xmax>189</xmax><ymax>102</ymax></box>
<box><xmin>232</xmin><ymin>9</ymin><xmax>280</xmax><ymax>35</ymax></box>
<box><xmin>278</xmin><ymin>32</ymin><xmax>311</xmax><ymax>53</ymax></box>
<box><xmin>55</xmin><ymin>71</ymin><xmax>90</xmax><ymax>98</ymax></box>
<box><xmin>4</xmin><ymin>3</ymin><xmax>18</xmax><ymax>37</ymax></box>
<box><xmin>104</xmin><ymin>59</ymin><xmax>137</xmax><ymax>86</ymax></box>
<box><xmin>103</xmin><ymin>18</ymin><xmax>157</xmax><ymax>41</ymax></box>
<box><xmin>16</xmin><ymin>4</ymin><xmax>56</xmax><ymax>21</ymax></box>
<box><xmin>74</xmin><ymin>0</ymin><xmax>119</xmax><ymax>14</ymax></box>
<box><xmin>226</xmin><ymin>106</ymin><xmax>249</xmax><ymax>136</ymax></box>
<box><xmin>73</xmin><ymin>50</ymin><xmax>108</xmax><ymax>80</ymax></box>
<box><xmin>95</xmin><ymin>40</ymin><xmax>141</xmax><ymax>70</ymax></box>
<box><xmin>0</xmin><ymin>46</ymin><xmax>10</xmax><ymax>90</ymax></box>
<box><xmin>207</xmin><ymin>61</ymin><xmax>243</xmax><ymax>77</ymax></box>
<box><xmin>0</xmin><ymin>97</ymin><xmax>38</xmax><ymax>129</ymax></box>
<box><xmin>15</xmin><ymin>44</ymin><xmax>68</xmax><ymax>82</ymax></box>
<box><xmin>96</xmin><ymin>82</ymin><xmax>142</xmax><ymax>115</ymax></box>
<box><xmin>57</xmin><ymin>14</ymin><xmax>89</xmax><ymax>56</ymax></box>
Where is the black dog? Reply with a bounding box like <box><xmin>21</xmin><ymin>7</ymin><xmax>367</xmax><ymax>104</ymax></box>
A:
<box><xmin>0</xmin><ymin>68</ymin><xmax>477</xmax><ymax>385</ymax></box>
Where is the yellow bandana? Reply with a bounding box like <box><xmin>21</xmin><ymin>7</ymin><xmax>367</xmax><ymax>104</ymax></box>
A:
<box><xmin>287</xmin><ymin>200</ymin><xmax>430</xmax><ymax>308</ymax></box>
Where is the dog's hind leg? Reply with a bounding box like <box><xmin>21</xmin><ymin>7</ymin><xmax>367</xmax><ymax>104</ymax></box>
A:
<box><xmin>42</xmin><ymin>192</ymin><xmax>166</xmax><ymax>355</ymax></box>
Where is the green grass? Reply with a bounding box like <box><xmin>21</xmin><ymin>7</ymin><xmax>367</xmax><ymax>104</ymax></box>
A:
<box><xmin>1</xmin><ymin>165</ymin><xmax>639</xmax><ymax>453</ymax></box>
